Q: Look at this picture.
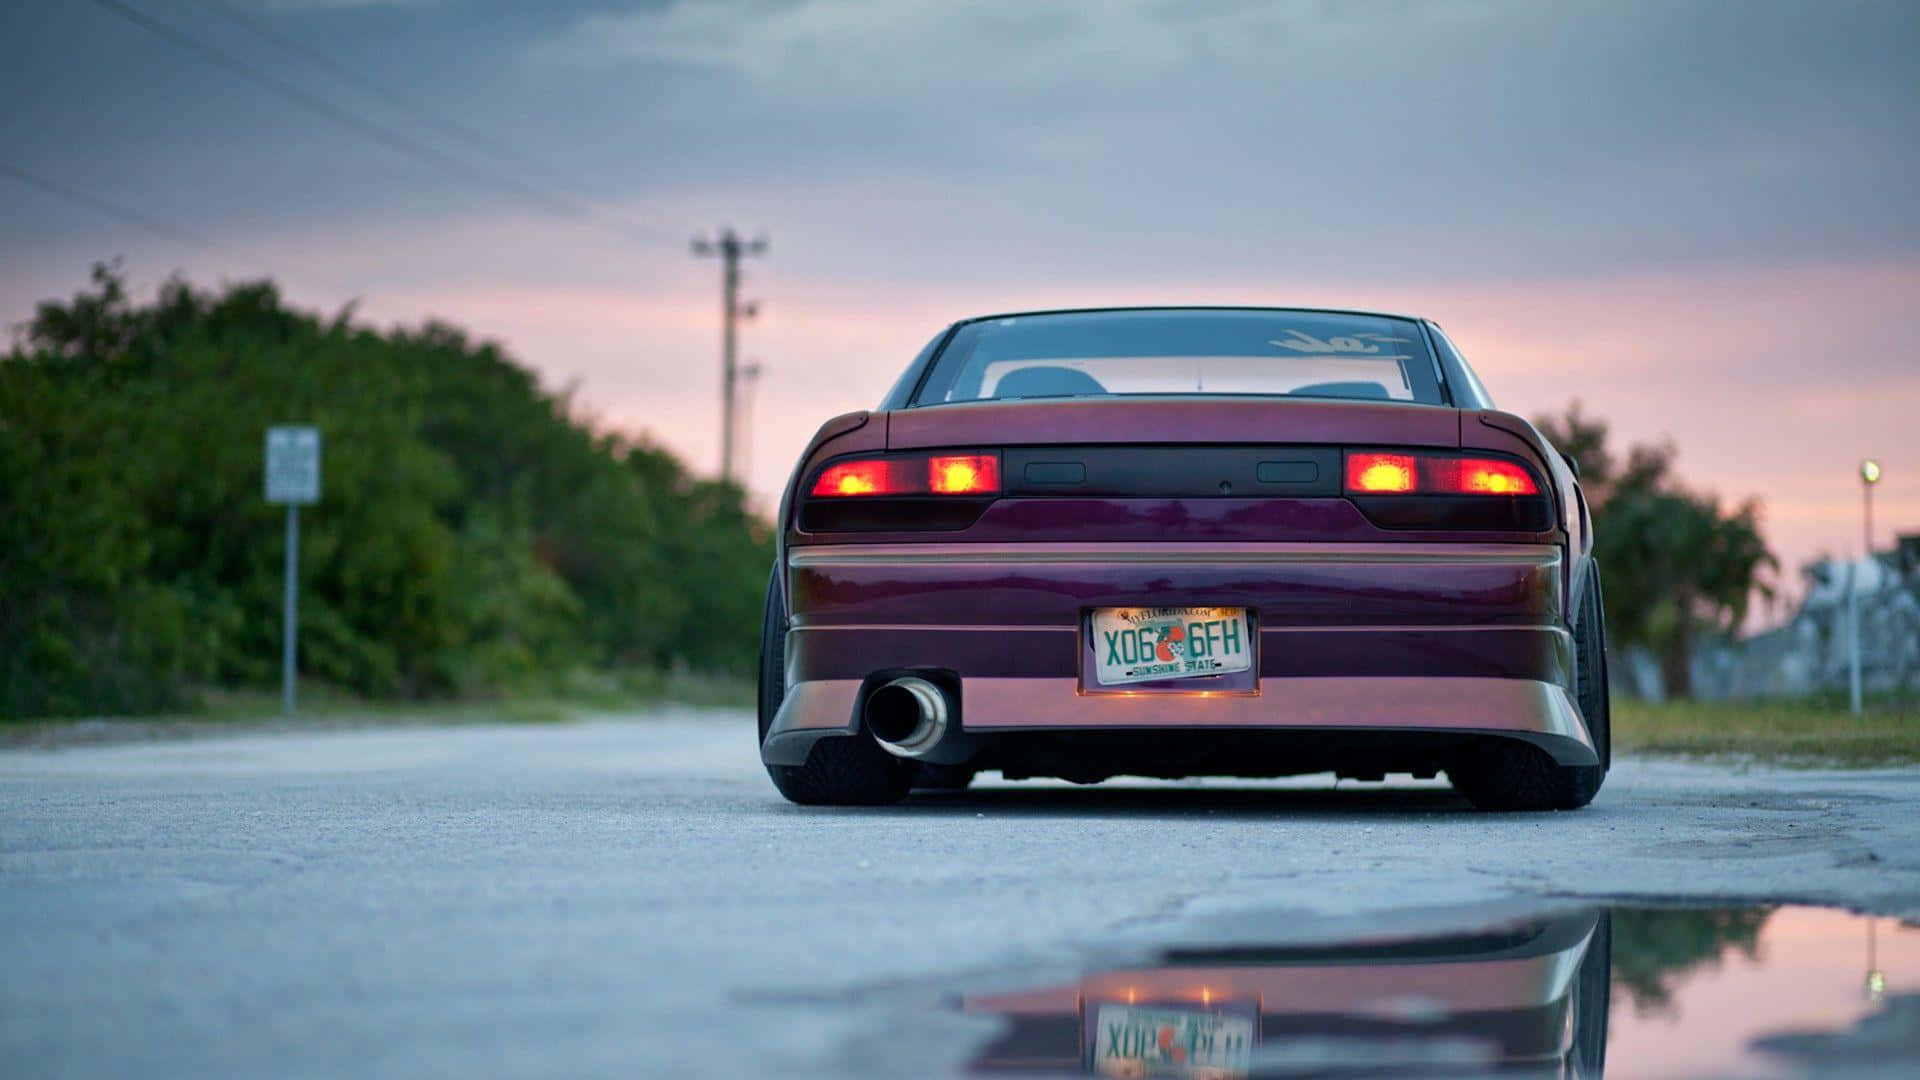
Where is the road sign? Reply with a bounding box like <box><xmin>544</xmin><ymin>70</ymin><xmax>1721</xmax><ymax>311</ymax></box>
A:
<box><xmin>266</xmin><ymin>425</ymin><xmax>320</xmax><ymax>717</ymax></box>
<box><xmin>266</xmin><ymin>426</ymin><xmax>321</xmax><ymax>505</ymax></box>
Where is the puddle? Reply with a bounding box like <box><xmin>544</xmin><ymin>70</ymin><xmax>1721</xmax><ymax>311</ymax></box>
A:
<box><xmin>957</xmin><ymin>904</ymin><xmax>1919</xmax><ymax>1078</ymax></box>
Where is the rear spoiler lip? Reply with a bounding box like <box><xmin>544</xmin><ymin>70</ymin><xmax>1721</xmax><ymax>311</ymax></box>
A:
<box><xmin>884</xmin><ymin>396</ymin><xmax>1463</xmax><ymax>452</ymax></box>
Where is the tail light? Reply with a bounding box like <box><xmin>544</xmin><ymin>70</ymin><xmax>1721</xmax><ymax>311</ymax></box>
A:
<box><xmin>1344</xmin><ymin>449</ymin><xmax>1551</xmax><ymax>532</ymax></box>
<box><xmin>1345</xmin><ymin>452</ymin><xmax>1418</xmax><ymax>494</ymax></box>
<box><xmin>1446</xmin><ymin>458</ymin><xmax>1539</xmax><ymax>495</ymax></box>
<box><xmin>927</xmin><ymin>454</ymin><xmax>1001</xmax><ymax>495</ymax></box>
<box><xmin>1345</xmin><ymin>451</ymin><xmax>1540</xmax><ymax>496</ymax></box>
<box><xmin>804</xmin><ymin>451</ymin><xmax>1003</xmax><ymax>531</ymax></box>
<box><xmin>811</xmin><ymin>452</ymin><xmax>1002</xmax><ymax>498</ymax></box>
<box><xmin>812</xmin><ymin>459</ymin><xmax>908</xmax><ymax>497</ymax></box>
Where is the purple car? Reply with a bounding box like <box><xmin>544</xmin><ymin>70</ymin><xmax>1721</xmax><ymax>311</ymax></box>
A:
<box><xmin>758</xmin><ymin>307</ymin><xmax>1608</xmax><ymax>811</ymax></box>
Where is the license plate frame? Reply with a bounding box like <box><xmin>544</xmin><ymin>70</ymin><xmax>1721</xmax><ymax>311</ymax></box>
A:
<box><xmin>1082</xmin><ymin>1000</ymin><xmax>1259</xmax><ymax>1079</ymax></box>
<box><xmin>1082</xmin><ymin>606</ymin><xmax>1258</xmax><ymax>694</ymax></box>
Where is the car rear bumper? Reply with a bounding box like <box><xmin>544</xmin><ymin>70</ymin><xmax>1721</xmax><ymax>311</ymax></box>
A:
<box><xmin>766</xmin><ymin>541</ymin><xmax>1594</xmax><ymax>769</ymax></box>
<box><xmin>762</xmin><ymin>675</ymin><xmax>1596</xmax><ymax>767</ymax></box>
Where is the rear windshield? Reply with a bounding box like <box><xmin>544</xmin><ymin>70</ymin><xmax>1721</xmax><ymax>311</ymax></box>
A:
<box><xmin>912</xmin><ymin>309</ymin><xmax>1443</xmax><ymax>406</ymax></box>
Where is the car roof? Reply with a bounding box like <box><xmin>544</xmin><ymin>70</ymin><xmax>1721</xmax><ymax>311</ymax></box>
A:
<box><xmin>953</xmin><ymin>304</ymin><xmax>1430</xmax><ymax>325</ymax></box>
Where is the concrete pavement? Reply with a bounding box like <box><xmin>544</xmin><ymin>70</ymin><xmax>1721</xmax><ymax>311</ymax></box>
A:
<box><xmin>3</xmin><ymin>711</ymin><xmax>1917</xmax><ymax>1077</ymax></box>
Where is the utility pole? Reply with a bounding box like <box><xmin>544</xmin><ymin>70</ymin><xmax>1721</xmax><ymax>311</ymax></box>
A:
<box><xmin>691</xmin><ymin>228</ymin><xmax>766</xmax><ymax>484</ymax></box>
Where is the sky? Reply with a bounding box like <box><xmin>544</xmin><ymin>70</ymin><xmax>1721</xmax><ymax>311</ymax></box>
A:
<box><xmin>4</xmin><ymin>0</ymin><xmax>1917</xmax><ymax>622</ymax></box>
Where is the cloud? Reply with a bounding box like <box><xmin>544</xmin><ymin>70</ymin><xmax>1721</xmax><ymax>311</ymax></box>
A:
<box><xmin>517</xmin><ymin>0</ymin><xmax>1920</xmax><ymax>281</ymax></box>
<box><xmin>8</xmin><ymin>0</ymin><xmax>1919</xmax><ymax>616</ymax></box>
<box><xmin>7</xmin><ymin>175</ymin><xmax>1914</xmax><ymax>613</ymax></box>
<box><xmin>528</xmin><ymin>0</ymin><xmax>1520</xmax><ymax>91</ymax></box>
<box><xmin>534</xmin><ymin>0</ymin><xmax>1165</xmax><ymax>82</ymax></box>
<box><xmin>252</xmin><ymin>0</ymin><xmax>450</xmax><ymax>11</ymax></box>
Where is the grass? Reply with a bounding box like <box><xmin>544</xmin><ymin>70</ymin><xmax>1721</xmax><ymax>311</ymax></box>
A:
<box><xmin>0</xmin><ymin>667</ymin><xmax>755</xmax><ymax>749</ymax></box>
<box><xmin>16</xmin><ymin>673</ymin><xmax>1914</xmax><ymax>769</ymax></box>
<box><xmin>1614</xmin><ymin>697</ymin><xmax>1920</xmax><ymax>767</ymax></box>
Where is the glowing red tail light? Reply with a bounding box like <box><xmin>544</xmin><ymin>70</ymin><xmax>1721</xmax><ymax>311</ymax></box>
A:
<box><xmin>810</xmin><ymin>452</ymin><xmax>1003</xmax><ymax>497</ymax></box>
<box><xmin>812</xmin><ymin>459</ymin><xmax>907</xmax><ymax>497</ymax></box>
<box><xmin>1344</xmin><ymin>451</ymin><xmax>1540</xmax><ymax>496</ymax></box>
<box><xmin>927</xmin><ymin>454</ymin><xmax>1000</xmax><ymax>495</ymax></box>
<box><xmin>1345</xmin><ymin>452</ymin><xmax>1419</xmax><ymax>493</ymax></box>
<box><xmin>1446</xmin><ymin>458</ymin><xmax>1539</xmax><ymax>495</ymax></box>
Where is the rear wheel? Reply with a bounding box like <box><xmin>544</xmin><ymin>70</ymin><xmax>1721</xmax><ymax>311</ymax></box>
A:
<box><xmin>1576</xmin><ymin>568</ymin><xmax>1613</xmax><ymax>774</ymax></box>
<box><xmin>1568</xmin><ymin>911</ymin><xmax>1611</xmax><ymax>1077</ymax></box>
<box><xmin>1451</xmin><ymin>568</ymin><xmax>1610</xmax><ymax>811</ymax></box>
<box><xmin>758</xmin><ymin>564</ymin><xmax>913</xmax><ymax>806</ymax></box>
<box><xmin>913</xmin><ymin>764</ymin><xmax>977</xmax><ymax>791</ymax></box>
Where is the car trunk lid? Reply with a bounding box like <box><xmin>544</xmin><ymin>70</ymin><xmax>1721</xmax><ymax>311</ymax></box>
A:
<box><xmin>884</xmin><ymin>397</ymin><xmax>1462</xmax><ymax>451</ymax></box>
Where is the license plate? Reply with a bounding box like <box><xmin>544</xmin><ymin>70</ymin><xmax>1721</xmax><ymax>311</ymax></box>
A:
<box><xmin>1088</xmin><ymin>1003</ymin><xmax>1256</xmax><ymax>1079</ymax></box>
<box><xmin>1090</xmin><ymin>607</ymin><xmax>1253</xmax><ymax>687</ymax></box>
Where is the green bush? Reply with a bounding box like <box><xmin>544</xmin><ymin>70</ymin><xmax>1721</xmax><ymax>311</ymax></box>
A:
<box><xmin>1</xmin><ymin>265</ymin><xmax>772</xmax><ymax>718</ymax></box>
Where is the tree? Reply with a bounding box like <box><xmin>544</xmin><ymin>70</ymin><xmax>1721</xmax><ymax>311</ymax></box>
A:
<box><xmin>1610</xmin><ymin>906</ymin><xmax>1773</xmax><ymax>1014</ymax></box>
<box><xmin>1</xmin><ymin>266</ymin><xmax>772</xmax><ymax>718</ymax></box>
<box><xmin>1537</xmin><ymin>403</ymin><xmax>1777</xmax><ymax>698</ymax></box>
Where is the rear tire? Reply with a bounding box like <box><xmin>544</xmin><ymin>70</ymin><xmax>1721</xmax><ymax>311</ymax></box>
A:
<box><xmin>758</xmin><ymin>563</ymin><xmax>912</xmax><ymax>806</ymax></box>
<box><xmin>1568</xmin><ymin>911</ymin><xmax>1612</xmax><ymax>1077</ymax></box>
<box><xmin>1450</xmin><ymin>740</ymin><xmax>1596</xmax><ymax>811</ymax></box>
<box><xmin>1451</xmin><ymin>568</ymin><xmax>1610</xmax><ymax>812</ymax></box>
<box><xmin>913</xmin><ymin>764</ymin><xmax>977</xmax><ymax>791</ymax></box>
<box><xmin>769</xmin><ymin>737</ymin><xmax>915</xmax><ymax>806</ymax></box>
<box><xmin>1575</xmin><ymin>567</ymin><xmax>1613</xmax><ymax>774</ymax></box>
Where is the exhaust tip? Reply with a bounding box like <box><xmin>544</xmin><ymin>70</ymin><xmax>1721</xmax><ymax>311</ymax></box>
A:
<box><xmin>866</xmin><ymin>677</ymin><xmax>950</xmax><ymax>758</ymax></box>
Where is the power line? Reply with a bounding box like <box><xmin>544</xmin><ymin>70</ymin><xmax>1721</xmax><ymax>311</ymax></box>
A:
<box><xmin>87</xmin><ymin>0</ymin><xmax>673</xmax><ymax>245</ymax></box>
<box><xmin>2</xmin><ymin>162</ymin><xmax>227</xmax><ymax>257</ymax></box>
<box><xmin>1</xmin><ymin>161</ymin><xmax>358</xmax><ymax>298</ymax></box>
<box><xmin>189</xmin><ymin>0</ymin><xmax>523</xmax><ymax>170</ymax></box>
<box><xmin>192</xmin><ymin>0</ymin><xmax>670</xmax><ymax>243</ymax></box>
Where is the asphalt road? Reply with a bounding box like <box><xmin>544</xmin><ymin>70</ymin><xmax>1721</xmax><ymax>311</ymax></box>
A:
<box><xmin>4</xmin><ymin>711</ymin><xmax>1918</xmax><ymax>1078</ymax></box>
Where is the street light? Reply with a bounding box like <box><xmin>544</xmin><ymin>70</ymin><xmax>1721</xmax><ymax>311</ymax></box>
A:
<box><xmin>1867</xmin><ymin>917</ymin><xmax>1885</xmax><ymax>1002</ymax></box>
<box><xmin>1862</xmin><ymin>459</ymin><xmax>1881</xmax><ymax>554</ymax></box>
<box><xmin>1850</xmin><ymin>459</ymin><xmax>1882</xmax><ymax>715</ymax></box>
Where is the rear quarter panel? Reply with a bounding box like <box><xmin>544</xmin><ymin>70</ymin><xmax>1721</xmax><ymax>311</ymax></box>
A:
<box><xmin>774</xmin><ymin>409</ymin><xmax>884</xmax><ymax>614</ymax></box>
<box><xmin>1466</xmin><ymin>409</ymin><xmax>1591</xmax><ymax>626</ymax></box>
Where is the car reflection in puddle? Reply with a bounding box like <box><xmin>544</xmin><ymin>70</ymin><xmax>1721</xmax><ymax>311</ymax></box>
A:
<box><xmin>960</xmin><ymin>904</ymin><xmax>1919</xmax><ymax>1078</ymax></box>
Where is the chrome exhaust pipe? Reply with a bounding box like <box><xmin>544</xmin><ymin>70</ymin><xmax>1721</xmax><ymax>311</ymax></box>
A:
<box><xmin>865</xmin><ymin>677</ymin><xmax>951</xmax><ymax>758</ymax></box>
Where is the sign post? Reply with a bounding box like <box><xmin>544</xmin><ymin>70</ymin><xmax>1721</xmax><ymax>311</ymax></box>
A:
<box><xmin>265</xmin><ymin>426</ymin><xmax>321</xmax><ymax>717</ymax></box>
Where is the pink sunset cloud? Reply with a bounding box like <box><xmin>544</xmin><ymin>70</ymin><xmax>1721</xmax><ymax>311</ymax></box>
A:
<box><xmin>336</xmin><ymin>246</ymin><xmax>1919</xmax><ymax>619</ymax></box>
<box><xmin>8</xmin><ymin>208</ymin><xmax>1912</xmax><ymax>628</ymax></box>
